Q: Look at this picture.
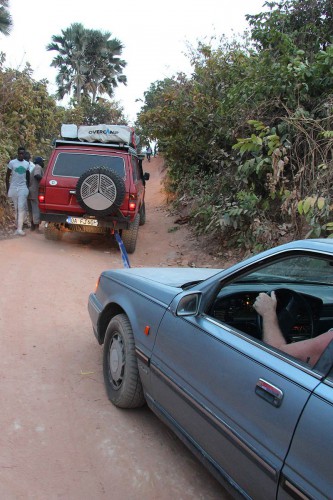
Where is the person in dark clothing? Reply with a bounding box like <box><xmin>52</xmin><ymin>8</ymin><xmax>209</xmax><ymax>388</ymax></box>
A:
<box><xmin>27</xmin><ymin>156</ymin><xmax>45</xmax><ymax>231</ymax></box>
<box><xmin>146</xmin><ymin>145</ymin><xmax>152</xmax><ymax>162</ymax></box>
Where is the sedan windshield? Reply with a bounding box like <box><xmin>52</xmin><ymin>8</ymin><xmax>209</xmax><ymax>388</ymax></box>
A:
<box><xmin>235</xmin><ymin>255</ymin><xmax>333</xmax><ymax>285</ymax></box>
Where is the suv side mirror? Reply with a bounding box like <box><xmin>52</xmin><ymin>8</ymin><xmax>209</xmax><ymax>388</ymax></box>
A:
<box><xmin>143</xmin><ymin>172</ymin><xmax>150</xmax><ymax>181</ymax></box>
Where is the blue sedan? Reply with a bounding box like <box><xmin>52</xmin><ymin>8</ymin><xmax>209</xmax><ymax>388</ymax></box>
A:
<box><xmin>88</xmin><ymin>239</ymin><xmax>333</xmax><ymax>499</ymax></box>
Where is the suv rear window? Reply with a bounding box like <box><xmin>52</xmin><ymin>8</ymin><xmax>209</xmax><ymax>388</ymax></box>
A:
<box><xmin>52</xmin><ymin>153</ymin><xmax>126</xmax><ymax>178</ymax></box>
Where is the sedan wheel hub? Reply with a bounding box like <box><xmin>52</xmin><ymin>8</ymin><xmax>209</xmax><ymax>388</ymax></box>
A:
<box><xmin>109</xmin><ymin>334</ymin><xmax>124</xmax><ymax>384</ymax></box>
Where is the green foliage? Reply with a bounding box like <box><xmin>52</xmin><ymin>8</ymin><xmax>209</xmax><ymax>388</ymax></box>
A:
<box><xmin>69</xmin><ymin>96</ymin><xmax>127</xmax><ymax>125</ymax></box>
<box><xmin>0</xmin><ymin>58</ymin><xmax>62</xmax><ymax>224</ymax></box>
<box><xmin>137</xmin><ymin>0</ymin><xmax>333</xmax><ymax>252</ymax></box>
<box><xmin>0</xmin><ymin>62</ymin><xmax>61</xmax><ymax>159</ymax></box>
<box><xmin>297</xmin><ymin>196</ymin><xmax>331</xmax><ymax>238</ymax></box>
<box><xmin>247</xmin><ymin>0</ymin><xmax>333</xmax><ymax>56</ymax></box>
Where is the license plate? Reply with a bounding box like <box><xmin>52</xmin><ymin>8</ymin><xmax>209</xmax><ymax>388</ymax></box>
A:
<box><xmin>67</xmin><ymin>217</ymin><xmax>98</xmax><ymax>226</ymax></box>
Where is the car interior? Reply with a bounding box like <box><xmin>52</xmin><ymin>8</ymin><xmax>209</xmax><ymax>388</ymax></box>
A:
<box><xmin>207</xmin><ymin>253</ymin><xmax>333</xmax><ymax>374</ymax></box>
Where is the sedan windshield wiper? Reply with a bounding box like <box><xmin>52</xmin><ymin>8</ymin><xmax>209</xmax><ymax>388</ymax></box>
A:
<box><xmin>182</xmin><ymin>280</ymin><xmax>204</xmax><ymax>289</ymax></box>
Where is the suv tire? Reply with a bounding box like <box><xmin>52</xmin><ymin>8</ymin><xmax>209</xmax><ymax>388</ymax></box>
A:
<box><xmin>121</xmin><ymin>213</ymin><xmax>140</xmax><ymax>254</ymax></box>
<box><xmin>76</xmin><ymin>166</ymin><xmax>126</xmax><ymax>216</ymax></box>
<box><xmin>44</xmin><ymin>223</ymin><xmax>63</xmax><ymax>241</ymax></box>
<box><xmin>139</xmin><ymin>201</ymin><xmax>146</xmax><ymax>226</ymax></box>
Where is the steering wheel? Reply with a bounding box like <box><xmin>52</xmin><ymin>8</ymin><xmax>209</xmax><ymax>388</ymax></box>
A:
<box><xmin>256</xmin><ymin>288</ymin><xmax>314</xmax><ymax>342</ymax></box>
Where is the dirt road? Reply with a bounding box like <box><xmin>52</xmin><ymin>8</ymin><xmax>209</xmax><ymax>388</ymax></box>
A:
<box><xmin>0</xmin><ymin>157</ymin><xmax>231</xmax><ymax>499</ymax></box>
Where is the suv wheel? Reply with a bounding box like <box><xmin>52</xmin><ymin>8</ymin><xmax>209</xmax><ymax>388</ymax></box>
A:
<box><xmin>139</xmin><ymin>201</ymin><xmax>146</xmax><ymax>226</ymax></box>
<box><xmin>76</xmin><ymin>166</ymin><xmax>126</xmax><ymax>216</ymax></box>
<box><xmin>121</xmin><ymin>213</ymin><xmax>140</xmax><ymax>254</ymax></box>
<box><xmin>44</xmin><ymin>223</ymin><xmax>63</xmax><ymax>241</ymax></box>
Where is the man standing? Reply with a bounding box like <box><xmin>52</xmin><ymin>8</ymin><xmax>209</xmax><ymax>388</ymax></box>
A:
<box><xmin>146</xmin><ymin>144</ymin><xmax>152</xmax><ymax>162</ymax></box>
<box><xmin>6</xmin><ymin>146</ymin><xmax>30</xmax><ymax>236</ymax></box>
<box><xmin>28</xmin><ymin>156</ymin><xmax>44</xmax><ymax>231</ymax></box>
<box><xmin>24</xmin><ymin>151</ymin><xmax>35</xmax><ymax>173</ymax></box>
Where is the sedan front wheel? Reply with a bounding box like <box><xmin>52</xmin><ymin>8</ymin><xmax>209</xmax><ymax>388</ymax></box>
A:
<box><xmin>103</xmin><ymin>314</ymin><xmax>145</xmax><ymax>408</ymax></box>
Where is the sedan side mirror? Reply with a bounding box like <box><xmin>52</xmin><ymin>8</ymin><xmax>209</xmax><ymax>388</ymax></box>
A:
<box><xmin>176</xmin><ymin>292</ymin><xmax>201</xmax><ymax>317</ymax></box>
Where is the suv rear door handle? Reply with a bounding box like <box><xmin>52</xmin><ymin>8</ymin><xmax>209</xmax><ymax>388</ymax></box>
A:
<box><xmin>69</xmin><ymin>190</ymin><xmax>76</xmax><ymax>194</ymax></box>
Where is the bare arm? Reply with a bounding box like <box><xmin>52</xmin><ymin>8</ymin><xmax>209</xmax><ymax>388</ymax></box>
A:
<box><xmin>253</xmin><ymin>291</ymin><xmax>287</xmax><ymax>349</ymax></box>
<box><xmin>254</xmin><ymin>291</ymin><xmax>333</xmax><ymax>366</ymax></box>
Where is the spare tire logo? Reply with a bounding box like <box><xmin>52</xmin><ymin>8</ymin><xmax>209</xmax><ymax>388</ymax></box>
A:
<box><xmin>76</xmin><ymin>166</ymin><xmax>126</xmax><ymax>217</ymax></box>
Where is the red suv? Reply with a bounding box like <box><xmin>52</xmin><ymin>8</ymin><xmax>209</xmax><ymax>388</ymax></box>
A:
<box><xmin>38</xmin><ymin>125</ymin><xmax>149</xmax><ymax>253</ymax></box>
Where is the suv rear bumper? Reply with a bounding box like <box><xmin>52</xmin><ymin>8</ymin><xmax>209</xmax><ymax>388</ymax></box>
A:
<box><xmin>40</xmin><ymin>212</ymin><xmax>131</xmax><ymax>229</ymax></box>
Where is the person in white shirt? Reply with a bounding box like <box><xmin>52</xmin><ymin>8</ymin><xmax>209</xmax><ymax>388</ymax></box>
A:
<box><xmin>6</xmin><ymin>147</ymin><xmax>30</xmax><ymax>236</ymax></box>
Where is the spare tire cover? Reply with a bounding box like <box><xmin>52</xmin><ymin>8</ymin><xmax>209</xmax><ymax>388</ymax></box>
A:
<box><xmin>76</xmin><ymin>166</ymin><xmax>126</xmax><ymax>216</ymax></box>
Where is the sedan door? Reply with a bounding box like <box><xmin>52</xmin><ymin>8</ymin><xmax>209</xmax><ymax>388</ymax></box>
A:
<box><xmin>149</xmin><ymin>306</ymin><xmax>321</xmax><ymax>499</ymax></box>
<box><xmin>279</xmin><ymin>375</ymin><xmax>333</xmax><ymax>499</ymax></box>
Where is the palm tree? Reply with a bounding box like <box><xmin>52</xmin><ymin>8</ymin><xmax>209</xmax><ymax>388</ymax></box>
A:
<box><xmin>0</xmin><ymin>0</ymin><xmax>13</xmax><ymax>36</ymax></box>
<box><xmin>83</xmin><ymin>30</ymin><xmax>127</xmax><ymax>102</ymax></box>
<box><xmin>47</xmin><ymin>24</ymin><xmax>127</xmax><ymax>104</ymax></box>
<box><xmin>47</xmin><ymin>23</ymin><xmax>88</xmax><ymax>103</ymax></box>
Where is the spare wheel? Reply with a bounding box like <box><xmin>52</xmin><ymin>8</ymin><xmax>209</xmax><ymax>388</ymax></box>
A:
<box><xmin>76</xmin><ymin>166</ymin><xmax>126</xmax><ymax>216</ymax></box>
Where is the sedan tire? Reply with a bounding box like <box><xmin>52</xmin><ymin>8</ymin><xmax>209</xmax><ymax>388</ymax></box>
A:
<box><xmin>103</xmin><ymin>314</ymin><xmax>145</xmax><ymax>408</ymax></box>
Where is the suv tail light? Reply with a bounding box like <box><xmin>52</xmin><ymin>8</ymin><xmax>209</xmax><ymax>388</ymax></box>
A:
<box><xmin>38</xmin><ymin>189</ymin><xmax>45</xmax><ymax>203</ymax></box>
<box><xmin>129</xmin><ymin>193</ymin><xmax>137</xmax><ymax>211</ymax></box>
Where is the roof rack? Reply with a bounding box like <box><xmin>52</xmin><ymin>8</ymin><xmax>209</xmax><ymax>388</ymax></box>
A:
<box><xmin>54</xmin><ymin>139</ymin><xmax>138</xmax><ymax>155</ymax></box>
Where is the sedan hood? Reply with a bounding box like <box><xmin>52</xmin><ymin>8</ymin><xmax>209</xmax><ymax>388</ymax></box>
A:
<box><xmin>110</xmin><ymin>267</ymin><xmax>223</xmax><ymax>288</ymax></box>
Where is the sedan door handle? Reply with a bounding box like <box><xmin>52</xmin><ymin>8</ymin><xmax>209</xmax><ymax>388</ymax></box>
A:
<box><xmin>255</xmin><ymin>378</ymin><xmax>284</xmax><ymax>407</ymax></box>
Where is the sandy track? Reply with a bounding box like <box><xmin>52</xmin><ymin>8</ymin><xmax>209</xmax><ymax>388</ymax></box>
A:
<box><xmin>0</xmin><ymin>157</ymin><xmax>231</xmax><ymax>499</ymax></box>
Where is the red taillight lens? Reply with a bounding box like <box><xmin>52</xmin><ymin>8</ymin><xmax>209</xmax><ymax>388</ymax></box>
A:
<box><xmin>129</xmin><ymin>201</ymin><xmax>136</xmax><ymax>211</ymax></box>
<box><xmin>38</xmin><ymin>194</ymin><xmax>45</xmax><ymax>203</ymax></box>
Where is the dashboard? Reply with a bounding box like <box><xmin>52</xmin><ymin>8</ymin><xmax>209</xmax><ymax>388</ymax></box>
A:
<box><xmin>210</xmin><ymin>287</ymin><xmax>323</xmax><ymax>342</ymax></box>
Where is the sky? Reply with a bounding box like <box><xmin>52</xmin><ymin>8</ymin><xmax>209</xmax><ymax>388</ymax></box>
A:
<box><xmin>1</xmin><ymin>0</ymin><xmax>266</xmax><ymax>124</ymax></box>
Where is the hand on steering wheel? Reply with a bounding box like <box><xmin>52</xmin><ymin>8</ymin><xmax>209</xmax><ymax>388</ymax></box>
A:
<box><xmin>256</xmin><ymin>288</ymin><xmax>314</xmax><ymax>342</ymax></box>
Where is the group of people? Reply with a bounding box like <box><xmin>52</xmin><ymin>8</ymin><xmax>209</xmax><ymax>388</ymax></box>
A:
<box><xmin>6</xmin><ymin>146</ymin><xmax>45</xmax><ymax>236</ymax></box>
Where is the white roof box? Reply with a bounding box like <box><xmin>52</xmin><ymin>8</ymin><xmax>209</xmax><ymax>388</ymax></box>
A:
<box><xmin>61</xmin><ymin>124</ymin><xmax>78</xmax><ymax>139</ymax></box>
<box><xmin>78</xmin><ymin>124</ymin><xmax>132</xmax><ymax>145</ymax></box>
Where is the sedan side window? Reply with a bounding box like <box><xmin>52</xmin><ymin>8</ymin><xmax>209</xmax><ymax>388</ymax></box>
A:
<box><xmin>207</xmin><ymin>253</ymin><xmax>333</xmax><ymax>374</ymax></box>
